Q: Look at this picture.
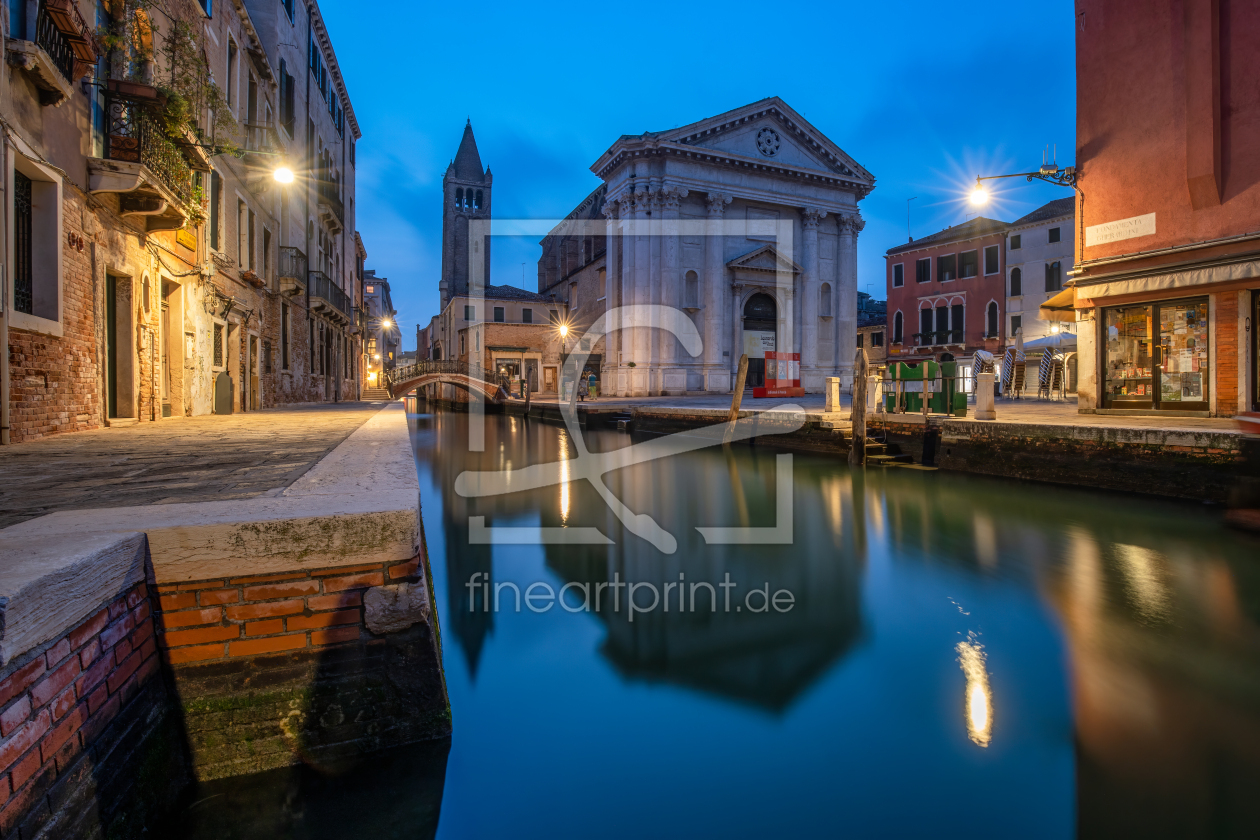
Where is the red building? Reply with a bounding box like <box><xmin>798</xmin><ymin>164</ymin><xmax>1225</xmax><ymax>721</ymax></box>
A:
<box><xmin>1071</xmin><ymin>0</ymin><xmax>1260</xmax><ymax>416</ymax></box>
<box><xmin>884</xmin><ymin>218</ymin><xmax>1009</xmax><ymax>365</ymax></box>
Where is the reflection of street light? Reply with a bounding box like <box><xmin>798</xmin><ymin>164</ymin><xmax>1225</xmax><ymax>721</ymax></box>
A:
<box><xmin>273</xmin><ymin>166</ymin><xmax>295</xmax><ymax>184</ymax></box>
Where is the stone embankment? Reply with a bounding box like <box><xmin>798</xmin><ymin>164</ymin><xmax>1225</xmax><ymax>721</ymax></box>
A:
<box><xmin>417</xmin><ymin>392</ymin><xmax>1254</xmax><ymax>504</ymax></box>
<box><xmin>0</xmin><ymin>404</ymin><xmax>449</xmax><ymax>838</ymax></box>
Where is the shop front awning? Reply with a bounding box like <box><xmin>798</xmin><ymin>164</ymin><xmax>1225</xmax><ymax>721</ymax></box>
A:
<box><xmin>1039</xmin><ymin>287</ymin><xmax>1077</xmax><ymax>322</ymax></box>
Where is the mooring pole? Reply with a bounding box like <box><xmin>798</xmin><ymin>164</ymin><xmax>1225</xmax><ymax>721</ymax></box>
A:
<box><xmin>850</xmin><ymin>348</ymin><xmax>868</xmax><ymax>467</ymax></box>
<box><xmin>723</xmin><ymin>354</ymin><xmax>750</xmax><ymax>446</ymax></box>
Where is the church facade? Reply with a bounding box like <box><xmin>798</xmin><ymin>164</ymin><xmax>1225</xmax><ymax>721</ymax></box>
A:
<box><xmin>537</xmin><ymin>97</ymin><xmax>875</xmax><ymax>395</ymax></box>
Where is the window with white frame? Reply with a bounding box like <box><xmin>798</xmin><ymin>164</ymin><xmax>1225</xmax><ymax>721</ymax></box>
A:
<box><xmin>9</xmin><ymin>157</ymin><xmax>63</xmax><ymax>331</ymax></box>
<box><xmin>892</xmin><ymin>263</ymin><xmax>904</xmax><ymax>287</ymax></box>
<box><xmin>984</xmin><ymin>245</ymin><xmax>999</xmax><ymax>275</ymax></box>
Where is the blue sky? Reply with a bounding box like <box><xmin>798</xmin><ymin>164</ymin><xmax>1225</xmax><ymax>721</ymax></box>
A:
<box><xmin>320</xmin><ymin>0</ymin><xmax>1078</xmax><ymax>349</ymax></box>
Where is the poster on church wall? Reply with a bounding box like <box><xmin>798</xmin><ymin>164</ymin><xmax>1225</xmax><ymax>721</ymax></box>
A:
<box><xmin>743</xmin><ymin>331</ymin><xmax>776</xmax><ymax>359</ymax></box>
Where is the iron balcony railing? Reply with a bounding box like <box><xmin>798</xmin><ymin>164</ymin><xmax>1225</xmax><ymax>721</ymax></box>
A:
<box><xmin>35</xmin><ymin>2</ymin><xmax>75</xmax><ymax>82</ymax></box>
<box><xmin>308</xmin><ymin>270</ymin><xmax>351</xmax><ymax>319</ymax></box>
<box><xmin>317</xmin><ymin>180</ymin><xmax>344</xmax><ymax>223</ymax></box>
<box><xmin>103</xmin><ymin>96</ymin><xmax>192</xmax><ymax>204</ymax></box>
<box><xmin>278</xmin><ymin>246</ymin><xmax>307</xmax><ymax>279</ymax></box>
<box><xmin>243</xmin><ymin>120</ymin><xmax>280</xmax><ymax>154</ymax></box>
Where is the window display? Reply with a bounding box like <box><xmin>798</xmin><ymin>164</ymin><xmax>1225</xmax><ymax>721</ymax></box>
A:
<box><xmin>1103</xmin><ymin>298</ymin><xmax>1209</xmax><ymax>411</ymax></box>
<box><xmin>1105</xmin><ymin>306</ymin><xmax>1153</xmax><ymax>405</ymax></box>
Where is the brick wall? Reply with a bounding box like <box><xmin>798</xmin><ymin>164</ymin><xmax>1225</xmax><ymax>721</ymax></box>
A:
<box><xmin>1215</xmin><ymin>291</ymin><xmax>1239</xmax><ymax>416</ymax></box>
<box><xmin>155</xmin><ymin>558</ymin><xmax>419</xmax><ymax>664</ymax></box>
<box><xmin>0</xmin><ymin>582</ymin><xmax>187</xmax><ymax>839</ymax></box>
<box><xmin>7</xmin><ymin>190</ymin><xmax>101</xmax><ymax>443</ymax></box>
<box><xmin>153</xmin><ymin>555</ymin><xmax>449</xmax><ymax>781</ymax></box>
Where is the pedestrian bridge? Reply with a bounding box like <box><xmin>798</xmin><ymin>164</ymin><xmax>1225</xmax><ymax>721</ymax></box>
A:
<box><xmin>384</xmin><ymin>360</ymin><xmax>507</xmax><ymax>403</ymax></box>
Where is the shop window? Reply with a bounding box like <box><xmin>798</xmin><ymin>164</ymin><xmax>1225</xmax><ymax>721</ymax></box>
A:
<box><xmin>522</xmin><ymin>308</ymin><xmax>533</xmax><ymax>324</ymax></box>
<box><xmin>1049</xmin><ymin>227</ymin><xmax>1061</xmax><ymax>243</ymax></box>
<box><xmin>916</xmin><ymin>258</ymin><xmax>930</xmax><ymax>283</ymax></box>
<box><xmin>494</xmin><ymin>306</ymin><xmax>505</xmax><ymax>323</ymax></box>
<box><xmin>938</xmin><ymin>254</ymin><xmax>956</xmax><ymax>282</ymax></box>
<box><xmin>959</xmin><ymin>250</ymin><xmax>978</xmax><ymax>279</ymax></box>
<box><xmin>1010</xmin><ymin>268</ymin><xmax>1022</xmax><ymax>297</ymax></box>
<box><xmin>893</xmin><ymin>264</ymin><xmax>904</xmax><ymax>287</ymax></box>
<box><xmin>984</xmin><ymin>245</ymin><xmax>999</xmax><ymax>275</ymax></box>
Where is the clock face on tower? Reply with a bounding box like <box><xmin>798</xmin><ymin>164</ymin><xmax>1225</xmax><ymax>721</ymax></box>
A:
<box><xmin>756</xmin><ymin>127</ymin><xmax>780</xmax><ymax>157</ymax></box>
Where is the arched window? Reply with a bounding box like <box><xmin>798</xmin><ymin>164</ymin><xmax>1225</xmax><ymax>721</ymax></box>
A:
<box><xmin>893</xmin><ymin>311</ymin><xmax>903</xmax><ymax>344</ymax></box>
<box><xmin>475</xmin><ymin>190</ymin><xmax>483</xmax><ymax>210</ymax></box>
<box><xmin>987</xmin><ymin>301</ymin><xmax>999</xmax><ymax>337</ymax></box>
<box><xmin>684</xmin><ymin>270</ymin><xmax>699</xmax><ymax>308</ymax></box>
<box><xmin>455</xmin><ymin>188</ymin><xmax>464</xmax><ymax>208</ymax></box>
<box><xmin>820</xmin><ymin>282</ymin><xmax>833</xmax><ymax>317</ymax></box>
<box><xmin>1045</xmin><ymin>261</ymin><xmax>1062</xmax><ymax>292</ymax></box>
<box><xmin>1010</xmin><ymin>267</ymin><xmax>1022</xmax><ymax>297</ymax></box>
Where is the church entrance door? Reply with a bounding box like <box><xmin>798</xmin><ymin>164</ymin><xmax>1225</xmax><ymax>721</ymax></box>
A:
<box><xmin>742</xmin><ymin>293</ymin><xmax>777</xmax><ymax>388</ymax></box>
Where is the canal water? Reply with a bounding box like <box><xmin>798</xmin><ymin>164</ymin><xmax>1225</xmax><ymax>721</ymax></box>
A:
<box><xmin>418</xmin><ymin>409</ymin><xmax>1260</xmax><ymax>840</ymax></box>
<box><xmin>177</xmin><ymin>406</ymin><xmax>1260</xmax><ymax>838</ymax></box>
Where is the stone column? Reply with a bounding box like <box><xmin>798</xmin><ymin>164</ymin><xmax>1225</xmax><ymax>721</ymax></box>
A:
<box><xmin>660</xmin><ymin>184</ymin><xmax>687</xmax><ymax>394</ymax></box>
<box><xmin>602</xmin><ymin>200</ymin><xmax>620</xmax><ymax>390</ymax></box>
<box><xmin>631</xmin><ymin>185</ymin><xmax>652</xmax><ymax>396</ymax></box>
<box><xmin>837</xmin><ymin>213</ymin><xmax>864</xmax><ymax>387</ymax></box>
<box><xmin>705</xmin><ymin>192</ymin><xmax>732</xmax><ymax>391</ymax></box>
<box><xmin>731</xmin><ymin>282</ymin><xmax>744</xmax><ymax>378</ymax></box>
<box><xmin>618</xmin><ymin>194</ymin><xmax>635</xmax><ymax>396</ymax></box>
<box><xmin>800</xmin><ymin>208</ymin><xmax>826</xmax><ymax>388</ymax></box>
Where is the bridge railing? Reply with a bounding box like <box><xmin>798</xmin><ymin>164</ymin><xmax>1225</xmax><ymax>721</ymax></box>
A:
<box><xmin>384</xmin><ymin>360</ymin><xmax>496</xmax><ymax>393</ymax></box>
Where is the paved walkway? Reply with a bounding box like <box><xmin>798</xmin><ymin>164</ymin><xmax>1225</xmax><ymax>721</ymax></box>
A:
<box><xmin>0</xmin><ymin>402</ymin><xmax>388</xmax><ymax>529</ymax></box>
<box><xmin>513</xmin><ymin>393</ymin><xmax>1241</xmax><ymax>433</ymax></box>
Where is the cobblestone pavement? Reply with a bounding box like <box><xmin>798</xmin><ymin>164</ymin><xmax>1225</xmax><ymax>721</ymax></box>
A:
<box><xmin>508</xmin><ymin>392</ymin><xmax>1241</xmax><ymax>432</ymax></box>
<box><xmin>0</xmin><ymin>402</ymin><xmax>388</xmax><ymax>529</ymax></box>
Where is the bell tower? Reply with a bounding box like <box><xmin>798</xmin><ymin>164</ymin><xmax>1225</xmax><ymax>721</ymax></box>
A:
<box><xmin>440</xmin><ymin>120</ymin><xmax>492</xmax><ymax>309</ymax></box>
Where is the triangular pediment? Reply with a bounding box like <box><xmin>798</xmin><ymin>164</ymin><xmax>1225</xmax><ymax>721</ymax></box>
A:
<box><xmin>727</xmin><ymin>244</ymin><xmax>801</xmax><ymax>274</ymax></box>
<box><xmin>659</xmin><ymin>98</ymin><xmax>873</xmax><ymax>184</ymax></box>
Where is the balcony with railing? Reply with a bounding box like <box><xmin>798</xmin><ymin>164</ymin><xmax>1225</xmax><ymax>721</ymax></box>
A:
<box><xmin>243</xmin><ymin>121</ymin><xmax>281</xmax><ymax>154</ymax></box>
<box><xmin>88</xmin><ymin>95</ymin><xmax>194</xmax><ymax>231</ymax></box>
<box><xmin>308</xmin><ymin>270</ymin><xmax>351</xmax><ymax>323</ymax></box>
<box><xmin>7</xmin><ymin>0</ymin><xmax>99</xmax><ymax>105</ymax></box>
<box><xmin>317</xmin><ymin>180</ymin><xmax>344</xmax><ymax>233</ymax></box>
<box><xmin>278</xmin><ymin>247</ymin><xmax>307</xmax><ymax>297</ymax></box>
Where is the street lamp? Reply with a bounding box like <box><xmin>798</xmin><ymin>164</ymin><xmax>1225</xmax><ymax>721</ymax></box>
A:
<box><xmin>273</xmin><ymin>166</ymin><xmax>295</xmax><ymax>184</ymax></box>
<box><xmin>968</xmin><ymin>162</ymin><xmax>1078</xmax><ymax>207</ymax></box>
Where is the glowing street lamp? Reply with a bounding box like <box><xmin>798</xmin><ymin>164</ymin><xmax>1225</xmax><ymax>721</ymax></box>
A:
<box><xmin>273</xmin><ymin>166</ymin><xmax>295</xmax><ymax>184</ymax></box>
<box><xmin>969</xmin><ymin>183</ymin><xmax>990</xmax><ymax>206</ymax></box>
<box><xmin>967</xmin><ymin>161</ymin><xmax>1078</xmax><ymax>207</ymax></box>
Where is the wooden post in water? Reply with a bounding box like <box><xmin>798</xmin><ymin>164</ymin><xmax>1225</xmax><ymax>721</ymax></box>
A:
<box><xmin>850</xmin><ymin>348</ymin><xmax>868</xmax><ymax>466</ymax></box>
<box><xmin>723</xmin><ymin>354</ymin><xmax>750</xmax><ymax>446</ymax></box>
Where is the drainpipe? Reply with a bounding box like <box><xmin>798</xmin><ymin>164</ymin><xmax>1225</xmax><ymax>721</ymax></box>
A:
<box><xmin>1</xmin><ymin>136</ymin><xmax>9</xmax><ymax>445</ymax></box>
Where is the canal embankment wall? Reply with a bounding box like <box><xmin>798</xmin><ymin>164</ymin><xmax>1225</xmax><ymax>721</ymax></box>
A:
<box><xmin>0</xmin><ymin>404</ymin><xmax>450</xmax><ymax>838</ymax></box>
<box><xmin>508</xmin><ymin>401</ymin><xmax>1253</xmax><ymax>505</ymax></box>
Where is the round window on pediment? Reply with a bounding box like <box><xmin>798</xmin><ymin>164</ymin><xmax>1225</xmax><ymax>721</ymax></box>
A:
<box><xmin>756</xmin><ymin>127</ymin><xmax>780</xmax><ymax>157</ymax></box>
